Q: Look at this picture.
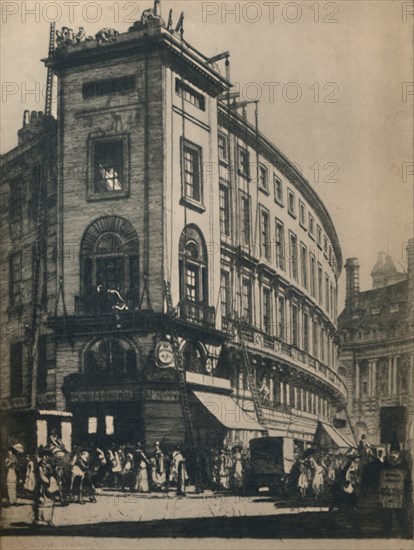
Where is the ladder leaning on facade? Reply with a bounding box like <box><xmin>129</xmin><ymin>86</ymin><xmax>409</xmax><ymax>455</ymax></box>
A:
<box><xmin>29</xmin><ymin>22</ymin><xmax>56</xmax><ymax>408</ymax></box>
<box><xmin>235</xmin><ymin>318</ymin><xmax>268</xmax><ymax>436</ymax></box>
<box><xmin>163</xmin><ymin>281</ymin><xmax>204</xmax><ymax>493</ymax></box>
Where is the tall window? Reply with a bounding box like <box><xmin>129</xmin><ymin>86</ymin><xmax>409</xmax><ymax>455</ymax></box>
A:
<box><xmin>9</xmin><ymin>252</ymin><xmax>22</xmax><ymax>305</ymax></box>
<box><xmin>312</xmin><ymin>319</ymin><xmax>319</xmax><ymax>358</ymax></box>
<box><xmin>316</xmin><ymin>225</ymin><xmax>322</xmax><ymax>247</ymax></box>
<box><xmin>260</xmin><ymin>208</ymin><xmax>271</xmax><ymax>260</ymax></box>
<box><xmin>93</xmin><ymin>140</ymin><xmax>125</xmax><ymax>193</ymax></box>
<box><xmin>9</xmin><ymin>178</ymin><xmax>22</xmax><ymax>220</ymax></box>
<box><xmin>309</xmin><ymin>213</ymin><xmax>315</xmax><ymax>238</ymax></box>
<box><xmin>288</xmin><ymin>189</ymin><xmax>296</xmax><ymax>217</ymax></box>
<box><xmin>274</xmin><ymin>175</ymin><xmax>283</xmax><ymax>204</ymax></box>
<box><xmin>179</xmin><ymin>226</ymin><xmax>208</xmax><ymax>312</ymax></box>
<box><xmin>321</xmin><ymin>326</ymin><xmax>326</xmax><ymax>363</ymax></box>
<box><xmin>219</xmin><ymin>185</ymin><xmax>230</xmax><ymax>236</ymax></box>
<box><xmin>278</xmin><ymin>295</ymin><xmax>285</xmax><ymax>340</ymax></box>
<box><xmin>263</xmin><ymin>287</ymin><xmax>272</xmax><ymax>334</ymax></box>
<box><xmin>303</xmin><ymin>312</ymin><xmax>309</xmax><ymax>352</ymax></box>
<box><xmin>318</xmin><ymin>263</ymin><xmax>323</xmax><ymax>305</ymax></box>
<box><xmin>299</xmin><ymin>201</ymin><xmax>306</xmax><ymax>227</ymax></box>
<box><xmin>300</xmin><ymin>243</ymin><xmax>308</xmax><ymax>289</ymax></box>
<box><xmin>291</xmin><ymin>304</ymin><xmax>299</xmax><ymax>347</ymax></box>
<box><xmin>310</xmin><ymin>253</ymin><xmax>316</xmax><ymax>297</ymax></box>
<box><xmin>238</xmin><ymin>147</ymin><xmax>250</xmax><ymax>177</ymax></box>
<box><xmin>10</xmin><ymin>342</ymin><xmax>23</xmax><ymax>398</ymax></box>
<box><xmin>183</xmin><ymin>342</ymin><xmax>206</xmax><ymax>374</ymax></box>
<box><xmin>220</xmin><ymin>271</ymin><xmax>231</xmax><ymax>318</ymax></box>
<box><xmin>259</xmin><ymin>165</ymin><xmax>269</xmax><ymax>192</ymax></box>
<box><xmin>325</xmin><ymin>274</ymin><xmax>330</xmax><ymax>313</ymax></box>
<box><xmin>80</xmin><ymin>216</ymin><xmax>140</xmax><ymax>312</ymax></box>
<box><xmin>240</xmin><ymin>194</ymin><xmax>251</xmax><ymax>245</ymax></box>
<box><xmin>275</xmin><ymin>219</ymin><xmax>285</xmax><ymax>270</ymax></box>
<box><xmin>182</xmin><ymin>139</ymin><xmax>203</xmax><ymax>204</ymax></box>
<box><xmin>242</xmin><ymin>278</ymin><xmax>253</xmax><ymax>324</ymax></box>
<box><xmin>218</xmin><ymin>134</ymin><xmax>228</xmax><ymax>161</ymax></box>
<box><xmin>289</xmin><ymin>232</ymin><xmax>298</xmax><ymax>280</ymax></box>
<box><xmin>324</xmin><ymin>235</ymin><xmax>328</xmax><ymax>255</ymax></box>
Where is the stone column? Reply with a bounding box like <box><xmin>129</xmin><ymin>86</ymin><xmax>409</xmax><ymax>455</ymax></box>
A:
<box><xmin>269</xmin><ymin>377</ymin><xmax>274</xmax><ymax>404</ymax></box>
<box><xmin>388</xmin><ymin>357</ymin><xmax>393</xmax><ymax>395</ymax></box>
<box><xmin>368</xmin><ymin>361</ymin><xmax>372</xmax><ymax>396</ymax></box>
<box><xmin>371</xmin><ymin>360</ymin><xmax>377</xmax><ymax>396</ymax></box>
<box><xmin>355</xmin><ymin>362</ymin><xmax>360</xmax><ymax>398</ymax></box>
<box><xmin>393</xmin><ymin>356</ymin><xmax>399</xmax><ymax>395</ymax></box>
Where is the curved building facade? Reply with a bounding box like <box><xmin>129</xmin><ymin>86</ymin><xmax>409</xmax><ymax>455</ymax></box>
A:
<box><xmin>0</xmin><ymin>7</ymin><xmax>347</xmax><ymax>456</ymax></box>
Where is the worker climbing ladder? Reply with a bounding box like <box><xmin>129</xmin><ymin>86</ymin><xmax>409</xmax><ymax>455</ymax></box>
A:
<box><xmin>236</xmin><ymin>318</ymin><xmax>268</xmax><ymax>435</ymax></box>
<box><xmin>163</xmin><ymin>281</ymin><xmax>204</xmax><ymax>494</ymax></box>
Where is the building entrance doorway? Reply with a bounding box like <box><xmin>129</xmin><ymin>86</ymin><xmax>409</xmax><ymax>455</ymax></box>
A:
<box><xmin>71</xmin><ymin>401</ymin><xmax>144</xmax><ymax>447</ymax></box>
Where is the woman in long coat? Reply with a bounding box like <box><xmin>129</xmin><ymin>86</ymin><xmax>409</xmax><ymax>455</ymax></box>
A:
<box><xmin>5</xmin><ymin>448</ymin><xmax>18</xmax><ymax>505</ymax></box>
<box><xmin>24</xmin><ymin>455</ymin><xmax>36</xmax><ymax>493</ymax></box>
<box><xmin>134</xmin><ymin>443</ymin><xmax>151</xmax><ymax>493</ymax></box>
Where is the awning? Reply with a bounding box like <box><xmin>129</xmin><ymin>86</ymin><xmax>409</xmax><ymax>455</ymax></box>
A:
<box><xmin>315</xmin><ymin>422</ymin><xmax>355</xmax><ymax>450</ymax></box>
<box><xmin>193</xmin><ymin>391</ymin><xmax>265</xmax><ymax>431</ymax></box>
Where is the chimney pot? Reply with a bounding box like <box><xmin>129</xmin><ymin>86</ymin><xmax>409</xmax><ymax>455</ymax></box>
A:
<box><xmin>345</xmin><ymin>258</ymin><xmax>360</xmax><ymax>311</ymax></box>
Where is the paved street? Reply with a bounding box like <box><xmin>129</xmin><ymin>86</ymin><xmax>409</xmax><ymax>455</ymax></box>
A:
<box><xmin>1</xmin><ymin>488</ymin><xmax>411</xmax><ymax>542</ymax></box>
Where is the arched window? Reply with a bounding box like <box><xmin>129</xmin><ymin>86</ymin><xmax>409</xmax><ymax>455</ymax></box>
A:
<box><xmin>179</xmin><ymin>225</ymin><xmax>208</xmax><ymax>321</ymax></box>
<box><xmin>80</xmin><ymin>216</ymin><xmax>139</xmax><ymax>313</ymax></box>
<box><xmin>84</xmin><ymin>339</ymin><xmax>137</xmax><ymax>381</ymax></box>
<box><xmin>182</xmin><ymin>341</ymin><xmax>205</xmax><ymax>374</ymax></box>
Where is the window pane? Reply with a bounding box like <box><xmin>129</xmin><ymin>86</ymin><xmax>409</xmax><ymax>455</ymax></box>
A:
<box><xmin>105</xmin><ymin>415</ymin><xmax>114</xmax><ymax>435</ymax></box>
<box><xmin>220</xmin><ymin>185</ymin><xmax>230</xmax><ymax>236</ymax></box>
<box><xmin>94</xmin><ymin>141</ymin><xmax>124</xmax><ymax>193</ymax></box>
<box><xmin>242</xmin><ymin>279</ymin><xmax>252</xmax><ymax>323</ymax></box>
<box><xmin>185</xmin><ymin>266</ymin><xmax>198</xmax><ymax>302</ymax></box>
<box><xmin>276</xmin><ymin>220</ymin><xmax>285</xmax><ymax>270</ymax></box>
<box><xmin>183</xmin><ymin>144</ymin><xmax>201</xmax><ymax>202</ymax></box>
<box><xmin>88</xmin><ymin>417</ymin><xmax>98</xmax><ymax>434</ymax></box>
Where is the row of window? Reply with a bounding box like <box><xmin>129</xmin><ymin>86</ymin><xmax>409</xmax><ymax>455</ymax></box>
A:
<box><xmin>220</xmin><ymin>271</ymin><xmax>337</xmax><ymax>366</ymax></box>
<box><xmin>235</xmin><ymin>371</ymin><xmax>333</xmax><ymax>419</ymax></box>
<box><xmin>218</xmin><ymin>133</ymin><xmax>336</xmax><ymax>268</ymax></box>
<box><xmin>356</xmin><ymin>359</ymin><xmax>411</xmax><ymax>398</ymax></box>
<box><xmin>220</xmin><ymin>192</ymin><xmax>337</xmax><ymax>318</ymax></box>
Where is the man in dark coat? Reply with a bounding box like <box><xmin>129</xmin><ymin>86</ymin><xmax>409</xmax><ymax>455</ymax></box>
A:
<box><xmin>379</xmin><ymin>436</ymin><xmax>412</xmax><ymax>538</ymax></box>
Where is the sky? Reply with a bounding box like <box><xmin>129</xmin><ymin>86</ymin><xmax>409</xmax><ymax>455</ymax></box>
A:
<box><xmin>1</xmin><ymin>0</ymin><xmax>413</xmax><ymax>309</ymax></box>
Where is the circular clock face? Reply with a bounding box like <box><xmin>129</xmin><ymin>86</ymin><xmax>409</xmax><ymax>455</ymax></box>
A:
<box><xmin>156</xmin><ymin>342</ymin><xmax>174</xmax><ymax>367</ymax></box>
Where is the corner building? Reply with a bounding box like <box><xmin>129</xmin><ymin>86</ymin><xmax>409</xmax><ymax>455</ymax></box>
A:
<box><xmin>0</xmin><ymin>8</ymin><xmax>347</xmax><ymax>455</ymax></box>
<box><xmin>338</xmin><ymin>244</ymin><xmax>414</xmax><ymax>450</ymax></box>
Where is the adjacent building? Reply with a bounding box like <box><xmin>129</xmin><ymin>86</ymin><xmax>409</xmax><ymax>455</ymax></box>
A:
<box><xmin>338</xmin><ymin>242</ymin><xmax>414</xmax><ymax>450</ymax></box>
<box><xmin>0</xmin><ymin>5</ymin><xmax>348</xmax><ymax>457</ymax></box>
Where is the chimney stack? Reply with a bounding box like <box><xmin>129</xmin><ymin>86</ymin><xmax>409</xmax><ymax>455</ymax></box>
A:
<box><xmin>345</xmin><ymin>258</ymin><xmax>360</xmax><ymax>311</ymax></box>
